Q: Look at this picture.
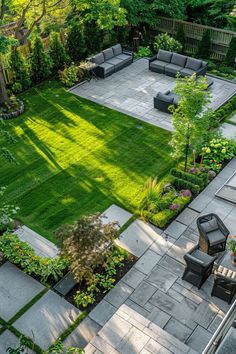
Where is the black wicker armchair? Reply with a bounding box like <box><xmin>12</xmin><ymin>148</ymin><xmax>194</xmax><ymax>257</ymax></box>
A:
<box><xmin>197</xmin><ymin>213</ymin><xmax>229</xmax><ymax>255</ymax></box>
<box><xmin>182</xmin><ymin>245</ymin><xmax>217</xmax><ymax>289</ymax></box>
<box><xmin>211</xmin><ymin>266</ymin><xmax>236</xmax><ymax>304</ymax></box>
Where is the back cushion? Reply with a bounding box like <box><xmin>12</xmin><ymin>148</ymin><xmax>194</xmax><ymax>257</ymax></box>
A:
<box><xmin>185</xmin><ymin>57</ymin><xmax>202</xmax><ymax>71</ymax></box>
<box><xmin>202</xmin><ymin>219</ymin><xmax>218</xmax><ymax>233</ymax></box>
<box><xmin>171</xmin><ymin>53</ymin><xmax>187</xmax><ymax>67</ymax></box>
<box><xmin>157</xmin><ymin>49</ymin><xmax>172</xmax><ymax>63</ymax></box>
<box><xmin>157</xmin><ymin>92</ymin><xmax>173</xmax><ymax>103</ymax></box>
<box><xmin>103</xmin><ymin>48</ymin><xmax>114</xmax><ymax>61</ymax></box>
<box><xmin>112</xmin><ymin>44</ymin><xmax>122</xmax><ymax>56</ymax></box>
<box><xmin>91</xmin><ymin>53</ymin><xmax>104</xmax><ymax>65</ymax></box>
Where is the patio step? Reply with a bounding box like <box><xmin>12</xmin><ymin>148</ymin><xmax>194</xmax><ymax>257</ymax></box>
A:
<box><xmin>84</xmin><ymin>303</ymin><xmax>199</xmax><ymax>354</ymax></box>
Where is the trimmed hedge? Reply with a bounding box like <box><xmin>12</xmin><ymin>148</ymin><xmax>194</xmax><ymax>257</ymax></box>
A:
<box><xmin>170</xmin><ymin>168</ymin><xmax>205</xmax><ymax>189</ymax></box>
<box><xmin>214</xmin><ymin>95</ymin><xmax>236</xmax><ymax>122</ymax></box>
<box><xmin>171</xmin><ymin>177</ymin><xmax>200</xmax><ymax>194</ymax></box>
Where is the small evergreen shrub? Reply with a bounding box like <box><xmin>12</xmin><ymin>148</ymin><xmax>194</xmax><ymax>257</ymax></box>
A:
<box><xmin>49</xmin><ymin>32</ymin><xmax>68</xmax><ymax>72</ymax></box>
<box><xmin>176</xmin><ymin>25</ymin><xmax>186</xmax><ymax>52</ymax></box>
<box><xmin>154</xmin><ymin>33</ymin><xmax>182</xmax><ymax>53</ymax></box>
<box><xmin>9</xmin><ymin>47</ymin><xmax>31</xmax><ymax>91</ymax></box>
<box><xmin>66</xmin><ymin>21</ymin><xmax>86</xmax><ymax>61</ymax></box>
<box><xmin>197</xmin><ymin>29</ymin><xmax>212</xmax><ymax>59</ymax></box>
<box><xmin>31</xmin><ymin>35</ymin><xmax>52</xmax><ymax>83</ymax></box>
<box><xmin>170</xmin><ymin>168</ymin><xmax>206</xmax><ymax>189</ymax></box>
<box><xmin>171</xmin><ymin>177</ymin><xmax>200</xmax><ymax>194</ymax></box>
<box><xmin>224</xmin><ymin>37</ymin><xmax>236</xmax><ymax>67</ymax></box>
<box><xmin>214</xmin><ymin>95</ymin><xmax>236</xmax><ymax>122</ymax></box>
<box><xmin>150</xmin><ymin>209</ymin><xmax>175</xmax><ymax>228</ymax></box>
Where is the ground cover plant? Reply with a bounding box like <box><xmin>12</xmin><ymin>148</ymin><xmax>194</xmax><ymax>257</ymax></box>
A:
<box><xmin>0</xmin><ymin>80</ymin><xmax>176</xmax><ymax>242</ymax></box>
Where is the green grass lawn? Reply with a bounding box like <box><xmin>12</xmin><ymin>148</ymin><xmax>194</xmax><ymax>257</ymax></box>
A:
<box><xmin>1</xmin><ymin>80</ymin><xmax>176</xmax><ymax>242</ymax></box>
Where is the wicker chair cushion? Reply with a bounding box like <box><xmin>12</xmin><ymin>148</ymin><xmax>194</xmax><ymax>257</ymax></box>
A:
<box><xmin>201</xmin><ymin>219</ymin><xmax>218</xmax><ymax>233</ymax></box>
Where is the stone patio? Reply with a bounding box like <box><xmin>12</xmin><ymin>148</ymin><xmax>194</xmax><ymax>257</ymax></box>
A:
<box><xmin>80</xmin><ymin>159</ymin><xmax>236</xmax><ymax>354</ymax></box>
<box><xmin>70</xmin><ymin>58</ymin><xmax>236</xmax><ymax>132</ymax></box>
<box><xmin>0</xmin><ymin>330</ymin><xmax>35</xmax><ymax>354</ymax></box>
<box><xmin>102</xmin><ymin>204</ymin><xmax>133</xmax><ymax>228</ymax></box>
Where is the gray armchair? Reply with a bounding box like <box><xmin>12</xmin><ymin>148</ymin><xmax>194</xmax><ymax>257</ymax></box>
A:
<box><xmin>154</xmin><ymin>90</ymin><xmax>179</xmax><ymax>113</ymax></box>
<box><xmin>197</xmin><ymin>213</ymin><xmax>229</xmax><ymax>255</ymax></box>
<box><xmin>182</xmin><ymin>245</ymin><xmax>217</xmax><ymax>289</ymax></box>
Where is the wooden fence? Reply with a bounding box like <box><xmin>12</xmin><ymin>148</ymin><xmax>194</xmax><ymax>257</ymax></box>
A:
<box><xmin>154</xmin><ymin>16</ymin><xmax>236</xmax><ymax>61</ymax></box>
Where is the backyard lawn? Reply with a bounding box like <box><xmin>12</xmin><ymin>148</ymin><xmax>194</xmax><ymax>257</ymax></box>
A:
<box><xmin>1</xmin><ymin>80</ymin><xmax>176</xmax><ymax>242</ymax></box>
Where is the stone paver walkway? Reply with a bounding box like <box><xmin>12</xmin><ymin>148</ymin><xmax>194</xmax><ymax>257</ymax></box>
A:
<box><xmin>80</xmin><ymin>158</ymin><xmax>236</xmax><ymax>354</ymax></box>
<box><xmin>221</xmin><ymin>122</ymin><xmax>236</xmax><ymax>139</ymax></box>
<box><xmin>102</xmin><ymin>204</ymin><xmax>133</xmax><ymax>228</ymax></box>
<box><xmin>14</xmin><ymin>225</ymin><xmax>59</xmax><ymax>258</ymax></box>
<box><xmin>70</xmin><ymin>59</ymin><xmax>236</xmax><ymax>132</ymax></box>
<box><xmin>0</xmin><ymin>330</ymin><xmax>35</xmax><ymax>354</ymax></box>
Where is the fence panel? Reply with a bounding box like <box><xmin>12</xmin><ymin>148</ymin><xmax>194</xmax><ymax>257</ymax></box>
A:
<box><xmin>155</xmin><ymin>16</ymin><xmax>236</xmax><ymax>61</ymax></box>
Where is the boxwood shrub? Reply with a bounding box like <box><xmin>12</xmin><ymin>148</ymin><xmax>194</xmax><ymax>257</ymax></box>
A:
<box><xmin>214</xmin><ymin>95</ymin><xmax>236</xmax><ymax>122</ymax></box>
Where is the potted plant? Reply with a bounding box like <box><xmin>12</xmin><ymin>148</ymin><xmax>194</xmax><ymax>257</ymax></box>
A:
<box><xmin>228</xmin><ymin>237</ymin><xmax>236</xmax><ymax>266</ymax></box>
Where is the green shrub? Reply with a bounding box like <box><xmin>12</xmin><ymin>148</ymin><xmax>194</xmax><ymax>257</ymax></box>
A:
<box><xmin>176</xmin><ymin>25</ymin><xmax>186</xmax><ymax>52</ymax></box>
<box><xmin>9</xmin><ymin>47</ymin><xmax>31</xmax><ymax>90</ymax></box>
<box><xmin>197</xmin><ymin>29</ymin><xmax>212</xmax><ymax>59</ymax></box>
<box><xmin>66</xmin><ymin>20</ymin><xmax>86</xmax><ymax>61</ymax></box>
<box><xmin>31</xmin><ymin>35</ymin><xmax>52</xmax><ymax>83</ymax></box>
<box><xmin>150</xmin><ymin>209</ymin><xmax>175</xmax><ymax>228</ymax></box>
<box><xmin>134</xmin><ymin>46</ymin><xmax>152</xmax><ymax>59</ymax></box>
<box><xmin>0</xmin><ymin>233</ymin><xmax>68</xmax><ymax>283</ymax></box>
<box><xmin>170</xmin><ymin>168</ymin><xmax>205</xmax><ymax>189</ymax></box>
<box><xmin>202</xmin><ymin>138</ymin><xmax>236</xmax><ymax>171</ymax></box>
<box><xmin>154</xmin><ymin>33</ymin><xmax>182</xmax><ymax>53</ymax></box>
<box><xmin>172</xmin><ymin>177</ymin><xmax>200</xmax><ymax>194</ymax></box>
<box><xmin>59</xmin><ymin>63</ymin><xmax>78</xmax><ymax>87</ymax></box>
<box><xmin>214</xmin><ymin>95</ymin><xmax>236</xmax><ymax>122</ymax></box>
<box><xmin>224</xmin><ymin>37</ymin><xmax>236</xmax><ymax>67</ymax></box>
<box><xmin>49</xmin><ymin>32</ymin><xmax>68</xmax><ymax>72</ymax></box>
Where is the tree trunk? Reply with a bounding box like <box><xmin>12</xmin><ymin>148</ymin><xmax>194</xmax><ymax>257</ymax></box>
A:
<box><xmin>184</xmin><ymin>125</ymin><xmax>190</xmax><ymax>172</ymax></box>
<box><xmin>0</xmin><ymin>62</ymin><xmax>9</xmax><ymax>105</ymax></box>
<box><xmin>0</xmin><ymin>0</ymin><xmax>5</xmax><ymax>20</ymax></box>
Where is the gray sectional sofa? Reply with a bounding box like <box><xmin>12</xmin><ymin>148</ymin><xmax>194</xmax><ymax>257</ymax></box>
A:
<box><xmin>149</xmin><ymin>50</ymin><xmax>208</xmax><ymax>77</ymax></box>
<box><xmin>90</xmin><ymin>44</ymin><xmax>133</xmax><ymax>78</ymax></box>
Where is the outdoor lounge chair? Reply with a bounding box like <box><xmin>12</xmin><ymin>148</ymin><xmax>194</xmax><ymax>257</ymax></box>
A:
<box><xmin>182</xmin><ymin>245</ymin><xmax>217</xmax><ymax>289</ymax></box>
<box><xmin>211</xmin><ymin>265</ymin><xmax>236</xmax><ymax>304</ymax></box>
<box><xmin>197</xmin><ymin>213</ymin><xmax>229</xmax><ymax>255</ymax></box>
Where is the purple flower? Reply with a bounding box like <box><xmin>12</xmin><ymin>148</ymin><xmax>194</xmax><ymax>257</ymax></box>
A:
<box><xmin>169</xmin><ymin>203</ymin><xmax>180</xmax><ymax>211</ymax></box>
<box><xmin>189</xmin><ymin>167</ymin><xmax>198</xmax><ymax>174</ymax></box>
<box><xmin>179</xmin><ymin>189</ymin><xmax>192</xmax><ymax>197</ymax></box>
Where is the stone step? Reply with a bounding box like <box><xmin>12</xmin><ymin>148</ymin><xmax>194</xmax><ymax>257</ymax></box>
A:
<box><xmin>84</xmin><ymin>303</ymin><xmax>199</xmax><ymax>354</ymax></box>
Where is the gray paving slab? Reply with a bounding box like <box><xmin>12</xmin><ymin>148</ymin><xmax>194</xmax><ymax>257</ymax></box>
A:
<box><xmin>116</xmin><ymin>220</ymin><xmax>160</xmax><ymax>257</ymax></box>
<box><xmin>14</xmin><ymin>225</ymin><xmax>59</xmax><ymax>258</ymax></box>
<box><xmin>192</xmin><ymin>300</ymin><xmax>218</xmax><ymax>329</ymax></box>
<box><xmin>130</xmin><ymin>281</ymin><xmax>157</xmax><ymax>307</ymax></box>
<box><xmin>63</xmin><ymin>317</ymin><xmax>102</xmax><ymax>350</ymax></box>
<box><xmin>176</xmin><ymin>208</ymin><xmax>199</xmax><ymax>226</ymax></box>
<box><xmin>89</xmin><ymin>300</ymin><xmax>117</xmax><ymax>327</ymax></box>
<box><xmin>134</xmin><ymin>249</ymin><xmax>161</xmax><ymax>275</ymax></box>
<box><xmin>122</xmin><ymin>268</ymin><xmax>146</xmax><ymax>289</ymax></box>
<box><xmin>14</xmin><ymin>290</ymin><xmax>80</xmax><ymax>350</ymax></box>
<box><xmin>221</xmin><ymin>122</ymin><xmax>236</xmax><ymax>139</ymax></box>
<box><xmin>164</xmin><ymin>221</ymin><xmax>187</xmax><ymax>239</ymax></box>
<box><xmin>146</xmin><ymin>265</ymin><xmax>178</xmax><ymax>292</ymax></box>
<box><xmin>101</xmin><ymin>204</ymin><xmax>132</xmax><ymax>229</ymax></box>
<box><xmin>104</xmin><ymin>281</ymin><xmax>133</xmax><ymax>308</ymax></box>
<box><xmin>158</xmin><ymin>255</ymin><xmax>185</xmax><ymax>277</ymax></box>
<box><xmin>70</xmin><ymin>59</ymin><xmax>236</xmax><ymax>132</ymax></box>
<box><xmin>164</xmin><ymin>318</ymin><xmax>192</xmax><ymax>342</ymax></box>
<box><xmin>0</xmin><ymin>262</ymin><xmax>45</xmax><ymax>321</ymax></box>
<box><xmin>0</xmin><ymin>330</ymin><xmax>35</xmax><ymax>354</ymax></box>
<box><xmin>118</xmin><ymin>326</ymin><xmax>150</xmax><ymax>353</ymax></box>
<box><xmin>186</xmin><ymin>325</ymin><xmax>212</xmax><ymax>353</ymax></box>
<box><xmin>167</xmin><ymin>236</ymin><xmax>196</xmax><ymax>264</ymax></box>
<box><xmin>144</xmin><ymin>339</ymin><xmax>172</xmax><ymax>354</ymax></box>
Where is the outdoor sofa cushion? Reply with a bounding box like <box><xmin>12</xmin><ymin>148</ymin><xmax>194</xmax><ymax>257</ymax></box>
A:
<box><xmin>98</xmin><ymin>62</ymin><xmax>115</xmax><ymax>75</ymax></box>
<box><xmin>106</xmin><ymin>57</ymin><xmax>124</xmax><ymax>70</ymax></box>
<box><xmin>103</xmin><ymin>48</ymin><xmax>114</xmax><ymax>61</ymax></box>
<box><xmin>171</xmin><ymin>53</ymin><xmax>187</xmax><ymax>67</ymax></box>
<box><xmin>116</xmin><ymin>53</ymin><xmax>132</xmax><ymax>64</ymax></box>
<box><xmin>157</xmin><ymin>49</ymin><xmax>173</xmax><ymax>63</ymax></box>
<box><xmin>149</xmin><ymin>59</ymin><xmax>167</xmax><ymax>73</ymax></box>
<box><xmin>91</xmin><ymin>53</ymin><xmax>105</xmax><ymax>65</ymax></box>
<box><xmin>185</xmin><ymin>57</ymin><xmax>202</xmax><ymax>71</ymax></box>
<box><xmin>180</xmin><ymin>67</ymin><xmax>195</xmax><ymax>77</ymax></box>
<box><xmin>156</xmin><ymin>92</ymin><xmax>174</xmax><ymax>103</ymax></box>
<box><xmin>165</xmin><ymin>63</ymin><xmax>183</xmax><ymax>76</ymax></box>
<box><xmin>112</xmin><ymin>44</ymin><xmax>122</xmax><ymax>56</ymax></box>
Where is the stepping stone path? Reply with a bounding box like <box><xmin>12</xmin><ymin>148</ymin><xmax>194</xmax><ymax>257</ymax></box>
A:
<box><xmin>14</xmin><ymin>225</ymin><xmax>59</xmax><ymax>258</ymax></box>
<box><xmin>221</xmin><ymin>122</ymin><xmax>236</xmax><ymax>139</ymax></box>
<box><xmin>101</xmin><ymin>204</ymin><xmax>132</xmax><ymax>228</ymax></box>
<box><xmin>115</xmin><ymin>219</ymin><xmax>162</xmax><ymax>257</ymax></box>
<box><xmin>0</xmin><ymin>330</ymin><xmax>35</xmax><ymax>354</ymax></box>
<box><xmin>14</xmin><ymin>290</ymin><xmax>81</xmax><ymax>350</ymax></box>
<box><xmin>0</xmin><ymin>262</ymin><xmax>45</xmax><ymax>321</ymax></box>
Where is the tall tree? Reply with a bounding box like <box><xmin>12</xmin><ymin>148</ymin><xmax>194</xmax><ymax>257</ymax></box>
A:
<box><xmin>170</xmin><ymin>75</ymin><xmax>212</xmax><ymax>171</ymax></box>
<box><xmin>9</xmin><ymin>46</ymin><xmax>31</xmax><ymax>90</ymax></box>
<box><xmin>49</xmin><ymin>32</ymin><xmax>68</xmax><ymax>71</ymax></box>
<box><xmin>31</xmin><ymin>35</ymin><xmax>52</xmax><ymax>82</ymax></box>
